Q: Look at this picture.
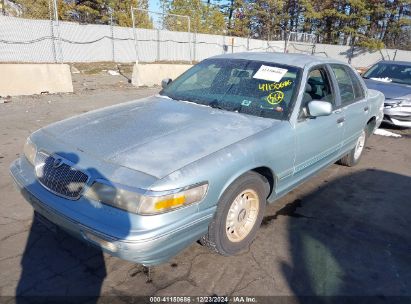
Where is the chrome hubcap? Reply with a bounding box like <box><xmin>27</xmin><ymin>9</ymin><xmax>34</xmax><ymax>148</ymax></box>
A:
<box><xmin>354</xmin><ymin>131</ymin><xmax>366</xmax><ymax>160</ymax></box>
<box><xmin>226</xmin><ymin>189</ymin><xmax>259</xmax><ymax>242</ymax></box>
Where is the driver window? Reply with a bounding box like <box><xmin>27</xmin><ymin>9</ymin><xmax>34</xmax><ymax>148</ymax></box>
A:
<box><xmin>300</xmin><ymin>67</ymin><xmax>335</xmax><ymax>117</ymax></box>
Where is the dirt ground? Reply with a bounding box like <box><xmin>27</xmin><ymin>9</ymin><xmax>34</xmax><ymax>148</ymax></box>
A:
<box><xmin>0</xmin><ymin>73</ymin><xmax>410</xmax><ymax>299</ymax></box>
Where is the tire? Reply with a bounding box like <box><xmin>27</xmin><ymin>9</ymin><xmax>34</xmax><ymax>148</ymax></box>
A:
<box><xmin>339</xmin><ymin>128</ymin><xmax>368</xmax><ymax>167</ymax></box>
<box><xmin>200</xmin><ymin>172</ymin><xmax>268</xmax><ymax>256</ymax></box>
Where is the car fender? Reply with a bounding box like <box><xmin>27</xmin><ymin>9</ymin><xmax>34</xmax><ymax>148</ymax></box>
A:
<box><xmin>150</xmin><ymin>123</ymin><xmax>294</xmax><ymax>211</ymax></box>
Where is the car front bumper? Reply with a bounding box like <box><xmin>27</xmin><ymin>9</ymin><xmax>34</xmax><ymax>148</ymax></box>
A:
<box><xmin>10</xmin><ymin>157</ymin><xmax>215</xmax><ymax>265</ymax></box>
<box><xmin>383</xmin><ymin>106</ymin><xmax>411</xmax><ymax>127</ymax></box>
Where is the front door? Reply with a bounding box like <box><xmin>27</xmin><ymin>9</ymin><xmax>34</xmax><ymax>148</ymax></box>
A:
<box><xmin>293</xmin><ymin>66</ymin><xmax>344</xmax><ymax>185</ymax></box>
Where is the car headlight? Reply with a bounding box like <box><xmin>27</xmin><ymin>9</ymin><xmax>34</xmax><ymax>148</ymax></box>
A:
<box><xmin>139</xmin><ymin>183</ymin><xmax>208</xmax><ymax>215</ymax></box>
<box><xmin>85</xmin><ymin>182</ymin><xmax>142</xmax><ymax>213</ymax></box>
<box><xmin>85</xmin><ymin>182</ymin><xmax>208</xmax><ymax>215</ymax></box>
<box><xmin>23</xmin><ymin>137</ymin><xmax>37</xmax><ymax>166</ymax></box>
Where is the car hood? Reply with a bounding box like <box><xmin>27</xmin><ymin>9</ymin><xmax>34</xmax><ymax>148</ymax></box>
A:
<box><xmin>363</xmin><ymin>78</ymin><xmax>411</xmax><ymax>100</ymax></box>
<box><xmin>40</xmin><ymin>96</ymin><xmax>276</xmax><ymax>178</ymax></box>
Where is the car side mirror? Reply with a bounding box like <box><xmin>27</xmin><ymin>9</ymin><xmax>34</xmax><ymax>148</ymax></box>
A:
<box><xmin>307</xmin><ymin>100</ymin><xmax>332</xmax><ymax>117</ymax></box>
<box><xmin>161</xmin><ymin>78</ymin><xmax>172</xmax><ymax>88</ymax></box>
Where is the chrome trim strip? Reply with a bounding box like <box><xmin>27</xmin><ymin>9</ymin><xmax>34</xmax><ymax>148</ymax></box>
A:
<box><xmin>294</xmin><ymin>143</ymin><xmax>341</xmax><ymax>175</ymax></box>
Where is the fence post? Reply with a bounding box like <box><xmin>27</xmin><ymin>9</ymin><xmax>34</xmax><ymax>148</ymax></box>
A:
<box><xmin>348</xmin><ymin>39</ymin><xmax>355</xmax><ymax>64</ymax></box>
<box><xmin>110</xmin><ymin>9</ymin><xmax>115</xmax><ymax>62</ymax></box>
<box><xmin>378</xmin><ymin>49</ymin><xmax>386</xmax><ymax>61</ymax></box>
<box><xmin>156</xmin><ymin>29</ymin><xmax>160</xmax><ymax>62</ymax></box>
<box><xmin>49</xmin><ymin>0</ymin><xmax>57</xmax><ymax>63</ymax></box>
<box><xmin>187</xmin><ymin>16</ymin><xmax>192</xmax><ymax>64</ymax></box>
<box><xmin>193</xmin><ymin>31</ymin><xmax>197</xmax><ymax>62</ymax></box>
<box><xmin>131</xmin><ymin>7</ymin><xmax>139</xmax><ymax>64</ymax></box>
<box><xmin>52</xmin><ymin>0</ymin><xmax>63</xmax><ymax>62</ymax></box>
<box><xmin>284</xmin><ymin>31</ymin><xmax>289</xmax><ymax>53</ymax></box>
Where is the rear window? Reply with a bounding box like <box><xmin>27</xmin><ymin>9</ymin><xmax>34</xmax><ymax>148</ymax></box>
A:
<box><xmin>347</xmin><ymin>68</ymin><xmax>365</xmax><ymax>100</ymax></box>
<box><xmin>330</xmin><ymin>64</ymin><xmax>365</xmax><ymax>105</ymax></box>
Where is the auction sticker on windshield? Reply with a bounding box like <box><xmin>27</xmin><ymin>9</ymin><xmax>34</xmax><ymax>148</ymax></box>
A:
<box><xmin>253</xmin><ymin>65</ymin><xmax>288</xmax><ymax>82</ymax></box>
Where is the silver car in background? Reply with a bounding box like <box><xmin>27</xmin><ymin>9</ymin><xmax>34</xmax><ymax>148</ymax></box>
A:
<box><xmin>363</xmin><ymin>60</ymin><xmax>411</xmax><ymax>127</ymax></box>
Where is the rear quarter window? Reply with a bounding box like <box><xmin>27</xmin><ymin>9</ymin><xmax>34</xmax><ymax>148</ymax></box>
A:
<box><xmin>346</xmin><ymin>68</ymin><xmax>365</xmax><ymax>100</ymax></box>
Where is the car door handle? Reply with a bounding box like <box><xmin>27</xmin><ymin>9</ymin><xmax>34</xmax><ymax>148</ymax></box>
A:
<box><xmin>364</xmin><ymin>106</ymin><xmax>369</xmax><ymax>112</ymax></box>
<box><xmin>337</xmin><ymin>117</ymin><xmax>345</xmax><ymax>124</ymax></box>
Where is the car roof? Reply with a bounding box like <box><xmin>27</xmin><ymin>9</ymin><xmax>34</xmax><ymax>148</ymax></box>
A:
<box><xmin>210</xmin><ymin>52</ymin><xmax>346</xmax><ymax>69</ymax></box>
<box><xmin>378</xmin><ymin>60</ymin><xmax>411</xmax><ymax>66</ymax></box>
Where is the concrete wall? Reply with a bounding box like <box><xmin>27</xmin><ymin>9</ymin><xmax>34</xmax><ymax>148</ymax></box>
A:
<box><xmin>0</xmin><ymin>64</ymin><xmax>73</xmax><ymax>96</ymax></box>
<box><xmin>287</xmin><ymin>42</ymin><xmax>411</xmax><ymax>67</ymax></box>
<box><xmin>132</xmin><ymin>63</ymin><xmax>192</xmax><ymax>87</ymax></box>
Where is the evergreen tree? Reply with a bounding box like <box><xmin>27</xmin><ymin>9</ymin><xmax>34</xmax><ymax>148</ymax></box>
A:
<box><xmin>160</xmin><ymin>0</ymin><xmax>226</xmax><ymax>34</ymax></box>
<box><xmin>9</xmin><ymin>0</ymin><xmax>411</xmax><ymax>50</ymax></box>
<box><xmin>13</xmin><ymin>0</ymin><xmax>51</xmax><ymax>19</ymax></box>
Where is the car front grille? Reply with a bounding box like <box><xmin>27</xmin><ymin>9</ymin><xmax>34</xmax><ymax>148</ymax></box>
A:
<box><xmin>35</xmin><ymin>152</ymin><xmax>89</xmax><ymax>200</ymax></box>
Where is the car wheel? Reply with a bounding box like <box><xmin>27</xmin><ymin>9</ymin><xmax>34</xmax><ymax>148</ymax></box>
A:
<box><xmin>339</xmin><ymin>128</ymin><xmax>368</xmax><ymax>167</ymax></box>
<box><xmin>200</xmin><ymin>172</ymin><xmax>267</xmax><ymax>255</ymax></box>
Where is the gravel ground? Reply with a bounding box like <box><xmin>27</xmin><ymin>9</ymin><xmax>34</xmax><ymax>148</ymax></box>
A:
<box><xmin>0</xmin><ymin>73</ymin><xmax>410</xmax><ymax>299</ymax></box>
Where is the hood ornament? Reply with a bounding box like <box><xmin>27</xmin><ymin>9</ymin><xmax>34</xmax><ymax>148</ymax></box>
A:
<box><xmin>52</xmin><ymin>158</ymin><xmax>64</xmax><ymax>168</ymax></box>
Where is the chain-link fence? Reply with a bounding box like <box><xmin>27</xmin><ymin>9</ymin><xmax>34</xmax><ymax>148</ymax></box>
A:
<box><xmin>288</xmin><ymin>31</ymin><xmax>317</xmax><ymax>44</ymax></box>
<box><xmin>284</xmin><ymin>31</ymin><xmax>317</xmax><ymax>55</ymax></box>
<box><xmin>2</xmin><ymin>2</ymin><xmax>410</xmax><ymax>65</ymax></box>
<box><xmin>0</xmin><ymin>0</ymin><xmax>137</xmax><ymax>63</ymax></box>
<box><xmin>0</xmin><ymin>1</ymin><xmax>286</xmax><ymax>63</ymax></box>
<box><xmin>57</xmin><ymin>10</ymin><xmax>128</xmax><ymax>62</ymax></box>
<box><xmin>0</xmin><ymin>0</ymin><xmax>62</xmax><ymax>62</ymax></box>
<box><xmin>131</xmin><ymin>7</ymin><xmax>192</xmax><ymax>63</ymax></box>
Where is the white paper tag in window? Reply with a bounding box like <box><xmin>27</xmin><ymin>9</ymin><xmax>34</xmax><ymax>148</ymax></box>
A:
<box><xmin>253</xmin><ymin>65</ymin><xmax>288</xmax><ymax>82</ymax></box>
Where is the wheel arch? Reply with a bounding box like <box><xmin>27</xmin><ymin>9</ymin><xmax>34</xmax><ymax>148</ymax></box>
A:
<box><xmin>217</xmin><ymin>166</ymin><xmax>276</xmax><ymax>203</ymax></box>
<box><xmin>251</xmin><ymin>166</ymin><xmax>275</xmax><ymax>198</ymax></box>
<box><xmin>366</xmin><ymin>116</ymin><xmax>377</xmax><ymax>134</ymax></box>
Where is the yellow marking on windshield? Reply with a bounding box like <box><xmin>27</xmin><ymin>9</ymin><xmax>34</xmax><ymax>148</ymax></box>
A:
<box><xmin>259</xmin><ymin>80</ymin><xmax>292</xmax><ymax>91</ymax></box>
<box><xmin>266</xmin><ymin>91</ymin><xmax>284</xmax><ymax>105</ymax></box>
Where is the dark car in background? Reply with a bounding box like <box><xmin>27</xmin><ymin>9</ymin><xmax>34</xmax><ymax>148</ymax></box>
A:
<box><xmin>362</xmin><ymin>60</ymin><xmax>411</xmax><ymax>127</ymax></box>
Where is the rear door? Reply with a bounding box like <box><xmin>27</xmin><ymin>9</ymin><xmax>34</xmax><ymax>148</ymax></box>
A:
<box><xmin>329</xmin><ymin>64</ymin><xmax>368</xmax><ymax>153</ymax></box>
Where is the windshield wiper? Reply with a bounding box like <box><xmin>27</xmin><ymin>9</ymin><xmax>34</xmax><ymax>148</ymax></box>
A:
<box><xmin>209</xmin><ymin>100</ymin><xmax>224</xmax><ymax>110</ymax></box>
<box><xmin>391</xmin><ymin>80</ymin><xmax>411</xmax><ymax>85</ymax></box>
<box><xmin>209</xmin><ymin>100</ymin><xmax>243</xmax><ymax>113</ymax></box>
<box><xmin>167</xmin><ymin>95</ymin><xmax>204</xmax><ymax>105</ymax></box>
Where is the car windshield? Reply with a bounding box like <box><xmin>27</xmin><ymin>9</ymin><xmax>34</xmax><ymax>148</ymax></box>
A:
<box><xmin>160</xmin><ymin>58</ymin><xmax>302</xmax><ymax>120</ymax></box>
<box><xmin>363</xmin><ymin>62</ymin><xmax>411</xmax><ymax>85</ymax></box>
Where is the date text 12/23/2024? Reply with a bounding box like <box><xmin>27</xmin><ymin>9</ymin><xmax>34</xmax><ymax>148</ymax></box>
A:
<box><xmin>149</xmin><ymin>296</ymin><xmax>258</xmax><ymax>303</ymax></box>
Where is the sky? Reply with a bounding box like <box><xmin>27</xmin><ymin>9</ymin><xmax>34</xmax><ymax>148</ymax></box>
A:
<box><xmin>147</xmin><ymin>0</ymin><xmax>229</xmax><ymax>14</ymax></box>
<box><xmin>146</xmin><ymin>0</ymin><xmax>229</xmax><ymax>27</ymax></box>
<box><xmin>148</xmin><ymin>0</ymin><xmax>163</xmax><ymax>14</ymax></box>
<box><xmin>146</xmin><ymin>1</ymin><xmax>165</xmax><ymax>27</ymax></box>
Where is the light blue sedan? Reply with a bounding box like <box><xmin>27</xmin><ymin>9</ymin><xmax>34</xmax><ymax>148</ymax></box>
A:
<box><xmin>10</xmin><ymin>53</ymin><xmax>384</xmax><ymax>265</ymax></box>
